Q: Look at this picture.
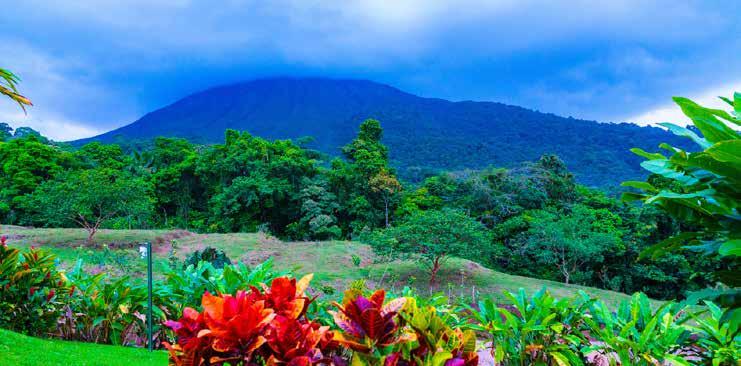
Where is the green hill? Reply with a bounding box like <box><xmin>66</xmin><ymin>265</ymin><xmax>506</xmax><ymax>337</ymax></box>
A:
<box><xmin>3</xmin><ymin>226</ymin><xmax>652</xmax><ymax>307</ymax></box>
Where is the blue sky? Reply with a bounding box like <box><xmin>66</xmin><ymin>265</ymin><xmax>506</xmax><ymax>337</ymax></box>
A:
<box><xmin>0</xmin><ymin>0</ymin><xmax>739</xmax><ymax>140</ymax></box>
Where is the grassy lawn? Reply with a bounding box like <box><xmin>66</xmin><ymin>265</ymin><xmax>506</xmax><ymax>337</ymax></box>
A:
<box><xmin>0</xmin><ymin>328</ymin><xmax>167</xmax><ymax>366</ymax></box>
<box><xmin>1</xmin><ymin>226</ymin><xmax>649</xmax><ymax>307</ymax></box>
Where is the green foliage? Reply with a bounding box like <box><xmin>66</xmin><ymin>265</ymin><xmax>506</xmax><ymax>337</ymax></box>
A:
<box><xmin>331</xmin><ymin>119</ymin><xmax>402</xmax><ymax>234</ymax></box>
<box><xmin>583</xmin><ymin>293</ymin><xmax>692</xmax><ymax>366</ymax></box>
<box><xmin>623</xmin><ymin>92</ymin><xmax>740</xmax><ymax>323</ymax></box>
<box><xmin>512</xmin><ymin>205</ymin><xmax>622</xmax><ymax>284</ymax></box>
<box><xmin>182</xmin><ymin>246</ymin><xmax>232</xmax><ymax>269</ymax></box>
<box><xmin>687</xmin><ymin>301</ymin><xmax>741</xmax><ymax>365</ymax></box>
<box><xmin>366</xmin><ymin>208</ymin><xmax>490</xmax><ymax>285</ymax></box>
<box><xmin>197</xmin><ymin>130</ymin><xmax>317</xmax><ymax>234</ymax></box>
<box><xmin>0</xmin><ymin>237</ymin><xmax>69</xmax><ymax>336</ymax></box>
<box><xmin>0</xmin><ymin>136</ymin><xmax>72</xmax><ymax>224</ymax></box>
<box><xmin>464</xmin><ymin>288</ymin><xmax>589</xmax><ymax>366</ymax></box>
<box><xmin>60</xmin><ymin>261</ymin><xmax>167</xmax><ymax>346</ymax></box>
<box><xmin>24</xmin><ymin>169</ymin><xmax>154</xmax><ymax>241</ymax></box>
<box><xmin>162</xmin><ymin>257</ymin><xmax>288</xmax><ymax>316</ymax></box>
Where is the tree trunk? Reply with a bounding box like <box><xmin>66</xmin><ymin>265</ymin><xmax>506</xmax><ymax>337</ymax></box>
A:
<box><xmin>429</xmin><ymin>256</ymin><xmax>441</xmax><ymax>286</ymax></box>
<box><xmin>384</xmin><ymin>198</ymin><xmax>390</xmax><ymax>228</ymax></box>
<box><xmin>86</xmin><ymin>226</ymin><xmax>97</xmax><ymax>244</ymax></box>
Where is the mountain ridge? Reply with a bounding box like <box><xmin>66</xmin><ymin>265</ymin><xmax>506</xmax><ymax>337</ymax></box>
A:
<box><xmin>74</xmin><ymin>77</ymin><xmax>691</xmax><ymax>187</ymax></box>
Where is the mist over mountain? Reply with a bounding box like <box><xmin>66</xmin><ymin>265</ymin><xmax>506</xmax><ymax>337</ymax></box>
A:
<box><xmin>75</xmin><ymin>77</ymin><xmax>690</xmax><ymax>187</ymax></box>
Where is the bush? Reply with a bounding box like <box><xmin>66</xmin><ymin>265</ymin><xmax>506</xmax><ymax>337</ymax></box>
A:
<box><xmin>183</xmin><ymin>246</ymin><xmax>232</xmax><ymax>269</ymax></box>
<box><xmin>0</xmin><ymin>236</ymin><xmax>69</xmax><ymax>336</ymax></box>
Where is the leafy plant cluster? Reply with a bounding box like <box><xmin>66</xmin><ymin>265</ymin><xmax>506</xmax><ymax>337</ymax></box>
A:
<box><xmin>623</xmin><ymin>93</ymin><xmax>740</xmax><ymax>327</ymax></box>
<box><xmin>0</xmin><ymin>235</ymin><xmax>69</xmax><ymax>336</ymax></box>
<box><xmin>1</xmin><ymin>236</ymin><xmax>738</xmax><ymax>365</ymax></box>
<box><xmin>165</xmin><ymin>274</ymin><xmax>739</xmax><ymax>366</ymax></box>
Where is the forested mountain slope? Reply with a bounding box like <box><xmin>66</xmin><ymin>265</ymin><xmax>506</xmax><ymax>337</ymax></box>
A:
<box><xmin>75</xmin><ymin>78</ymin><xmax>691</xmax><ymax>186</ymax></box>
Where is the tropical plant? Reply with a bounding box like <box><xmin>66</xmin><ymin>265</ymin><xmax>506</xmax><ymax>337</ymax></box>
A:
<box><xmin>58</xmin><ymin>260</ymin><xmax>168</xmax><ymax>346</ymax></box>
<box><xmin>463</xmin><ymin>289</ymin><xmax>588</xmax><ymax>366</ymax></box>
<box><xmin>0</xmin><ymin>237</ymin><xmax>69</xmax><ymax>336</ymax></box>
<box><xmin>183</xmin><ymin>246</ymin><xmax>232</xmax><ymax>270</ymax></box>
<box><xmin>622</xmin><ymin>92</ymin><xmax>740</xmax><ymax>326</ymax></box>
<box><xmin>163</xmin><ymin>274</ymin><xmax>334</xmax><ymax>366</ymax></box>
<box><xmin>163</xmin><ymin>258</ymin><xmax>288</xmax><ymax>315</ymax></box>
<box><xmin>0</xmin><ymin>68</ymin><xmax>32</xmax><ymax>112</ymax></box>
<box><xmin>329</xmin><ymin>288</ymin><xmax>410</xmax><ymax>365</ymax></box>
<box><xmin>686</xmin><ymin>301</ymin><xmax>740</xmax><ymax>365</ymax></box>
<box><xmin>401</xmin><ymin>299</ymin><xmax>478</xmax><ymax>366</ymax></box>
<box><xmin>582</xmin><ymin>292</ymin><xmax>693</xmax><ymax>366</ymax></box>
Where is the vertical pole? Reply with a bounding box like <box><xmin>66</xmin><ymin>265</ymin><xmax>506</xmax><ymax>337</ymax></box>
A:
<box><xmin>147</xmin><ymin>241</ymin><xmax>153</xmax><ymax>352</ymax></box>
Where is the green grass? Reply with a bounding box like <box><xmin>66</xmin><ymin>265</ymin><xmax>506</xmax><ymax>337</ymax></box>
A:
<box><xmin>1</xmin><ymin>226</ymin><xmax>651</xmax><ymax>307</ymax></box>
<box><xmin>0</xmin><ymin>328</ymin><xmax>167</xmax><ymax>366</ymax></box>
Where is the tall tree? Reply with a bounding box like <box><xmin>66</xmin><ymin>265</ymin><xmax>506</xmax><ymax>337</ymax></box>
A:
<box><xmin>0</xmin><ymin>136</ymin><xmax>71</xmax><ymax>224</ymax></box>
<box><xmin>332</xmin><ymin>119</ymin><xmax>402</xmax><ymax>233</ymax></box>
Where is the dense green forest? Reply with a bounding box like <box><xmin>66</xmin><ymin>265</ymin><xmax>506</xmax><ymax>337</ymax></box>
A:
<box><xmin>0</xmin><ymin>119</ymin><xmax>719</xmax><ymax>300</ymax></box>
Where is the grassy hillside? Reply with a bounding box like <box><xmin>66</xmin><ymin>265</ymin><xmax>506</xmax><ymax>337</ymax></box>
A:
<box><xmin>0</xmin><ymin>328</ymin><xmax>167</xmax><ymax>366</ymax></box>
<box><xmin>1</xmin><ymin>226</ymin><xmax>649</xmax><ymax>306</ymax></box>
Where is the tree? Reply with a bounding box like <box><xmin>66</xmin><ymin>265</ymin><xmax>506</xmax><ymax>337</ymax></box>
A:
<box><xmin>0</xmin><ymin>136</ymin><xmax>72</xmax><ymax>224</ymax></box>
<box><xmin>369</xmin><ymin>168</ymin><xmax>401</xmax><ymax>227</ymax></box>
<box><xmin>12</xmin><ymin>127</ymin><xmax>48</xmax><ymax>143</ymax></box>
<box><xmin>149</xmin><ymin>137</ymin><xmax>200</xmax><ymax>227</ymax></box>
<box><xmin>196</xmin><ymin>130</ymin><xmax>317</xmax><ymax>233</ymax></box>
<box><xmin>287</xmin><ymin>176</ymin><xmax>341</xmax><ymax>240</ymax></box>
<box><xmin>26</xmin><ymin>169</ymin><xmax>153</xmax><ymax>242</ymax></box>
<box><xmin>623</xmin><ymin>92</ymin><xmax>739</xmax><ymax>324</ymax></box>
<box><xmin>366</xmin><ymin>208</ymin><xmax>490</xmax><ymax>286</ymax></box>
<box><xmin>0</xmin><ymin>68</ymin><xmax>32</xmax><ymax>112</ymax></box>
<box><xmin>0</xmin><ymin>123</ymin><xmax>12</xmax><ymax>141</ymax></box>
<box><xmin>331</xmin><ymin>119</ymin><xmax>402</xmax><ymax>233</ymax></box>
<box><xmin>524</xmin><ymin>206</ymin><xmax>621</xmax><ymax>284</ymax></box>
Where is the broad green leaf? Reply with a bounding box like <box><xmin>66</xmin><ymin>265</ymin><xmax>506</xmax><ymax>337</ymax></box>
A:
<box><xmin>630</xmin><ymin>147</ymin><xmax>666</xmax><ymax>160</ymax></box>
<box><xmin>673</xmin><ymin>97</ymin><xmax>739</xmax><ymax>143</ymax></box>
<box><xmin>550</xmin><ymin>352</ymin><xmax>570</xmax><ymax>366</ymax></box>
<box><xmin>718</xmin><ymin>239</ymin><xmax>741</xmax><ymax>257</ymax></box>
<box><xmin>620</xmin><ymin>181</ymin><xmax>657</xmax><ymax>192</ymax></box>
<box><xmin>705</xmin><ymin>140</ymin><xmax>741</xmax><ymax>163</ymax></box>
<box><xmin>640</xmin><ymin>232</ymin><xmax>700</xmax><ymax>259</ymax></box>
<box><xmin>639</xmin><ymin>160</ymin><xmax>698</xmax><ymax>185</ymax></box>
<box><xmin>658</xmin><ymin>122</ymin><xmax>711</xmax><ymax>149</ymax></box>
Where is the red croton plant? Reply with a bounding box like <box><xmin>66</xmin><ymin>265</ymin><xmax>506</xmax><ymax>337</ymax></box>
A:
<box><xmin>164</xmin><ymin>276</ymin><xmax>473</xmax><ymax>366</ymax></box>
<box><xmin>329</xmin><ymin>288</ymin><xmax>411</xmax><ymax>365</ymax></box>
<box><xmin>164</xmin><ymin>274</ymin><xmax>335</xmax><ymax>366</ymax></box>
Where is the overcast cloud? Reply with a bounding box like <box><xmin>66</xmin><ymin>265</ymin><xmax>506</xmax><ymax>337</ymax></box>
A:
<box><xmin>0</xmin><ymin>0</ymin><xmax>738</xmax><ymax>140</ymax></box>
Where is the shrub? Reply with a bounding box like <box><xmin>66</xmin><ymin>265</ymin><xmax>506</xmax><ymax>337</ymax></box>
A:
<box><xmin>163</xmin><ymin>274</ymin><xmax>335</xmax><ymax>366</ymax></box>
<box><xmin>0</xmin><ymin>237</ymin><xmax>69</xmax><ymax>336</ymax></box>
<box><xmin>183</xmin><ymin>246</ymin><xmax>232</xmax><ymax>269</ymax></box>
<box><xmin>329</xmin><ymin>288</ymin><xmax>410</xmax><ymax>365</ymax></box>
<box><xmin>57</xmin><ymin>261</ymin><xmax>168</xmax><ymax>346</ymax></box>
<box><xmin>583</xmin><ymin>292</ymin><xmax>693</xmax><ymax>365</ymax></box>
<box><xmin>463</xmin><ymin>288</ymin><xmax>588</xmax><ymax>365</ymax></box>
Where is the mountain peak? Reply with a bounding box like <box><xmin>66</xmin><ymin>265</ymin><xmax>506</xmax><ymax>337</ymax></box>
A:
<box><xmin>75</xmin><ymin>78</ymin><xmax>689</xmax><ymax>186</ymax></box>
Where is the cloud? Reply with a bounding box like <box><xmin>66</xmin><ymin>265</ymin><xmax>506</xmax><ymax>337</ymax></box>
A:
<box><xmin>0</xmin><ymin>0</ymin><xmax>738</xmax><ymax>140</ymax></box>
<box><xmin>626</xmin><ymin>82</ymin><xmax>741</xmax><ymax>127</ymax></box>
